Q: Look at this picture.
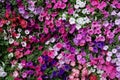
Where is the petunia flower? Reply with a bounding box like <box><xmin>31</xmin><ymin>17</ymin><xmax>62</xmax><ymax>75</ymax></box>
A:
<box><xmin>20</xmin><ymin>19</ymin><xmax>27</xmax><ymax>28</ymax></box>
<box><xmin>90</xmin><ymin>74</ymin><xmax>97</xmax><ymax>80</ymax></box>
<box><xmin>15</xmin><ymin>51</ymin><xmax>23</xmax><ymax>59</ymax></box>
<box><xmin>97</xmin><ymin>1</ymin><xmax>107</xmax><ymax>10</ymax></box>
<box><xmin>68</xmin><ymin>8</ymin><xmax>74</xmax><ymax>15</ymax></box>
<box><xmin>24</xmin><ymin>50</ymin><xmax>31</xmax><ymax>55</ymax></box>
<box><xmin>13</xmin><ymin>71</ymin><xmax>19</xmax><ymax>78</ymax></box>
<box><xmin>22</xmin><ymin>72</ymin><xmax>27</xmax><ymax>78</ymax></box>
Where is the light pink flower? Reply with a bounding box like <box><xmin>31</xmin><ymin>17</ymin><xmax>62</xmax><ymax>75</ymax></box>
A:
<box><xmin>13</xmin><ymin>71</ymin><xmax>19</xmax><ymax>77</ymax></box>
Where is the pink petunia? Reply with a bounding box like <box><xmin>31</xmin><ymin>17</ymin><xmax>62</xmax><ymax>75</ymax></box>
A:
<box><xmin>97</xmin><ymin>1</ymin><xmax>107</xmax><ymax>10</ymax></box>
<box><xmin>90</xmin><ymin>0</ymin><xmax>99</xmax><ymax>6</ymax></box>
<box><xmin>47</xmin><ymin>50</ymin><xmax>54</xmax><ymax>58</ymax></box>
<box><xmin>38</xmin><ymin>56</ymin><xmax>44</xmax><ymax>64</ymax></box>
<box><xmin>68</xmin><ymin>8</ymin><xmax>74</xmax><ymax>15</ymax></box>
<box><xmin>15</xmin><ymin>51</ymin><xmax>23</xmax><ymax>59</ymax></box>
<box><xmin>43</xmin><ymin>27</ymin><xmax>49</xmax><ymax>34</ymax></box>
<box><xmin>116</xmin><ymin>3</ymin><xmax>120</xmax><ymax>9</ymax></box>
<box><xmin>62</xmin><ymin>0</ymin><xmax>68</xmax><ymax>3</ymax></box>
<box><xmin>24</xmin><ymin>50</ymin><xmax>31</xmax><ymax>55</ymax></box>
<box><xmin>60</xmin><ymin>3</ymin><xmax>66</xmax><ymax>9</ymax></box>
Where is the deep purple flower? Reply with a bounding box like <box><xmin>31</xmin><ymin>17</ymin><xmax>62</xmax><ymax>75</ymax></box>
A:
<box><xmin>41</xmin><ymin>64</ymin><xmax>47</xmax><ymax>71</ymax></box>
<box><xmin>63</xmin><ymin>77</ymin><xmax>68</xmax><ymax>80</ymax></box>
<box><xmin>93</xmin><ymin>46</ymin><xmax>98</xmax><ymax>53</ymax></box>
<box><xmin>96</xmin><ymin>42</ymin><xmax>104</xmax><ymax>49</ymax></box>
<box><xmin>58</xmin><ymin>68</ymin><xmax>65</xmax><ymax>75</ymax></box>
<box><xmin>27</xmin><ymin>70</ymin><xmax>34</xmax><ymax>75</ymax></box>
<box><xmin>42</xmin><ymin>55</ymin><xmax>50</xmax><ymax>62</ymax></box>
<box><xmin>26</xmin><ymin>61</ymin><xmax>33</xmax><ymax>67</ymax></box>
<box><xmin>50</xmin><ymin>60</ymin><xmax>57</xmax><ymax>66</ymax></box>
<box><xmin>42</xmin><ymin>75</ymin><xmax>49</xmax><ymax>79</ymax></box>
<box><xmin>116</xmin><ymin>45</ymin><xmax>120</xmax><ymax>52</ymax></box>
<box><xmin>70</xmin><ymin>47</ymin><xmax>76</xmax><ymax>53</ymax></box>
<box><xmin>50</xmin><ymin>71</ymin><xmax>57</xmax><ymax>78</ymax></box>
<box><xmin>64</xmin><ymin>64</ymin><xmax>71</xmax><ymax>71</ymax></box>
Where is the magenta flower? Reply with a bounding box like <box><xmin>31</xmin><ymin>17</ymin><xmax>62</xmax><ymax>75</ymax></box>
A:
<box><xmin>90</xmin><ymin>0</ymin><xmax>99</xmax><ymax>6</ymax></box>
<box><xmin>24</xmin><ymin>50</ymin><xmax>31</xmax><ymax>55</ymax></box>
<box><xmin>97</xmin><ymin>1</ymin><xmax>107</xmax><ymax>10</ymax></box>
<box><xmin>62</xmin><ymin>0</ymin><xmax>68</xmax><ymax>3</ymax></box>
<box><xmin>68</xmin><ymin>8</ymin><xmax>74</xmax><ymax>15</ymax></box>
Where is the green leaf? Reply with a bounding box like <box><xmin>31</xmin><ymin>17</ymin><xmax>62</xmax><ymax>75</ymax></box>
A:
<box><xmin>5</xmin><ymin>76</ymin><xmax>14</xmax><ymax>80</ymax></box>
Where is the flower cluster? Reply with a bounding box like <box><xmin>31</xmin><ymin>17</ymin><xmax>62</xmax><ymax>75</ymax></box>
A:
<box><xmin>0</xmin><ymin>0</ymin><xmax>120</xmax><ymax>80</ymax></box>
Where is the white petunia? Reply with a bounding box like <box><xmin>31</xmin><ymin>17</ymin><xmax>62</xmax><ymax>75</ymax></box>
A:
<box><xmin>111</xmin><ymin>58</ymin><xmax>117</xmax><ymax>63</ymax></box>
<box><xmin>21</xmin><ymin>41</ymin><xmax>27</xmax><ymax>47</ymax></box>
<box><xmin>88</xmin><ymin>70</ymin><xmax>92</xmax><ymax>75</ymax></box>
<box><xmin>112</xmin><ymin>48</ymin><xmax>117</xmax><ymax>53</ymax></box>
<box><xmin>97</xmin><ymin>69</ymin><xmax>101</xmax><ymax>74</ymax></box>
<box><xmin>90</xmin><ymin>68</ymin><xmax>96</xmax><ymax>72</ymax></box>
<box><xmin>77</xmin><ymin>1</ymin><xmax>86</xmax><ymax>8</ymax></box>
<box><xmin>76</xmin><ymin>24</ymin><xmax>81</xmax><ymax>30</ymax></box>
<box><xmin>0</xmin><ymin>72</ymin><xmax>7</xmax><ymax>77</ymax></box>
<box><xmin>76</xmin><ymin>0</ymin><xmax>81</xmax><ymax>5</ymax></box>
<box><xmin>18</xmin><ymin>63</ymin><xmax>23</xmax><ymax>69</ymax></box>
<box><xmin>103</xmin><ymin>45</ymin><xmax>109</xmax><ymax>50</ymax></box>
<box><xmin>73</xmin><ymin>13</ymin><xmax>79</xmax><ymax>18</ymax></box>
<box><xmin>57</xmin><ymin>54</ymin><xmax>63</xmax><ymax>60</ymax></box>
<box><xmin>116</xmin><ymin>61</ymin><xmax>120</xmax><ymax>66</ymax></box>
<box><xmin>111</xmin><ymin>10</ymin><xmax>117</xmax><ymax>15</ymax></box>
<box><xmin>107</xmin><ymin>51</ymin><xmax>112</xmax><ymax>56</ymax></box>
<box><xmin>75</xmin><ymin>9</ymin><xmax>81</xmax><ymax>13</ymax></box>
<box><xmin>93</xmin><ymin>65</ymin><xmax>97</xmax><ymax>68</ymax></box>
<box><xmin>99</xmin><ymin>70</ymin><xmax>104</xmax><ymax>74</ymax></box>
<box><xmin>117</xmin><ymin>58</ymin><xmax>120</xmax><ymax>62</ymax></box>
<box><xmin>82</xmin><ymin>8</ymin><xmax>90</xmax><ymax>14</ymax></box>
<box><xmin>6</xmin><ymin>21</ymin><xmax>10</xmax><ymax>25</ymax></box>
<box><xmin>76</xmin><ymin>17</ymin><xmax>84</xmax><ymax>25</ymax></box>
<box><xmin>8</xmin><ymin>53</ymin><xmax>14</xmax><ymax>59</ymax></box>
<box><xmin>115</xmin><ymin>19</ymin><xmax>120</xmax><ymax>25</ymax></box>
<box><xmin>86</xmin><ymin>62</ymin><xmax>91</xmax><ymax>67</ymax></box>
<box><xmin>50</xmin><ymin>37</ymin><xmax>56</xmax><ymax>43</ymax></box>
<box><xmin>74</xmin><ymin>4</ymin><xmax>79</xmax><ymax>9</ymax></box>
<box><xmin>4</xmin><ymin>36</ymin><xmax>8</xmax><ymax>40</ymax></box>
<box><xmin>54</xmin><ymin>51</ymin><xmax>58</xmax><ymax>57</ymax></box>
<box><xmin>106</xmin><ymin>56</ymin><xmax>111</xmax><ymax>62</ymax></box>
<box><xmin>25</xmin><ymin>30</ymin><xmax>30</xmax><ymax>34</ymax></box>
<box><xmin>100</xmin><ymin>77</ymin><xmax>107</xmax><ymax>80</ymax></box>
<box><xmin>117</xmin><ymin>12</ymin><xmax>120</xmax><ymax>17</ymax></box>
<box><xmin>69</xmin><ymin>17</ymin><xmax>75</xmax><ymax>24</ymax></box>
<box><xmin>9</xmin><ymin>38</ymin><xmax>14</xmax><ymax>44</ymax></box>
<box><xmin>45</xmin><ymin>40</ymin><xmax>50</xmax><ymax>45</ymax></box>
<box><xmin>83</xmin><ymin>17</ymin><xmax>90</xmax><ymax>23</ymax></box>
<box><xmin>62</xmin><ymin>13</ymin><xmax>67</xmax><ymax>20</ymax></box>
<box><xmin>17</xmin><ymin>28</ymin><xmax>22</xmax><ymax>32</ymax></box>
<box><xmin>116</xmin><ymin>66</ymin><xmax>120</xmax><ymax>72</ymax></box>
